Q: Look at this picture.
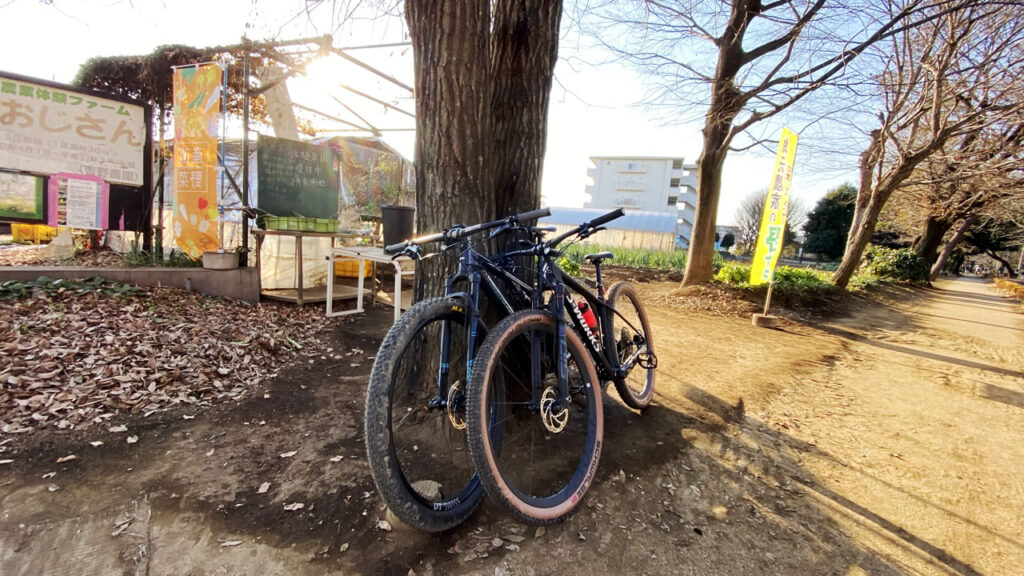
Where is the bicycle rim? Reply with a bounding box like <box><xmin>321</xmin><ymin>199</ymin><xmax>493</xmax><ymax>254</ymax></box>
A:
<box><xmin>470</xmin><ymin>311</ymin><xmax>602</xmax><ymax>524</ymax></box>
<box><xmin>365</xmin><ymin>299</ymin><xmax>483</xmax><ymax>531</ymax></box>
<box><xmin>607</xmin><ymin>282</ymin><xmax>655</xmax><ymax>409</ymax></box>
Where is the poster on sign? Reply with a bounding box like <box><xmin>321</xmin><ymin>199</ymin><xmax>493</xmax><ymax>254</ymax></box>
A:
<box><xmin>48</xmin><ymin>172</ymin><xmax>109</xmax><ymax>230</ymax></box>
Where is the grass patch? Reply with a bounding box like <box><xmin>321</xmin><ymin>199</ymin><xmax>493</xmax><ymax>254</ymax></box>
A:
<box><xmin>559</xmin><ymin>245</ymin><xmax>723</xmax><ymax>275</ymax></box>
<box><xmin>713</xmin><ymin>263</ymin><xmax>884</xmax><ymax>313</ymax></box>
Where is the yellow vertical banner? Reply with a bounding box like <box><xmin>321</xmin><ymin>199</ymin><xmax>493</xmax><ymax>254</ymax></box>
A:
<box><xmin>750</xmin><ymin>127</ymin><xmax>799</xmax><ymax>286</ymax></box>
<box><xmin>173</xmin><ymin>63</ymin><xmax>222</xmax><ymax>258</ymax></box>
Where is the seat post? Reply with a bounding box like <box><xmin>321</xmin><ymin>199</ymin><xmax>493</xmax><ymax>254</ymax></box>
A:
<box><xmin>594</xmin><ymin>261</ymin><xmax>605</xmax><ymax>298</ymax></box>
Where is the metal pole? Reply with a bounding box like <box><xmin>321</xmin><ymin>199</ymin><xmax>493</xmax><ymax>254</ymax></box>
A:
<box><xmin>762</xmin><ymin>269</ymin><xmax>775</xmax><ymax>316</ymax></box>
<box><xmin>763</xmin><ymin>280</ymin><xmax>774</xmax><ymax>316</ymax></box>
<box><xmin>241</xmin><ymin>43</ymin><xmax>251</xmax><ymax>266</ymax></box>
<box><xmin>156</xmin><ymin>101</ymin><xmax>165</xmax><ymax>258</ymax></box>
<box><xmin>219</xmin><ymin>60</ymin><xmax>228</xmax><ymax>252</ymax></box>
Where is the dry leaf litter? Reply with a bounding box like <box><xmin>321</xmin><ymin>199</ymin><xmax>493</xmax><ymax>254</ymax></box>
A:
<box><xmin>1</xmin><ymin>283</ymin><xmax>330</xmax><ymax>436</ymax></box>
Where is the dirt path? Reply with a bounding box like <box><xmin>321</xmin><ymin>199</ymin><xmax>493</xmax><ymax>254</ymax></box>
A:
<box><xmin>1</xmin><ymin>277</ymin><xmax>1021</xmax><ymax>575</ymax></box>
<box><xmin>767</xmin><ymin>278</ymin><xmax>1024</xmax><ymax>575</ymax></box>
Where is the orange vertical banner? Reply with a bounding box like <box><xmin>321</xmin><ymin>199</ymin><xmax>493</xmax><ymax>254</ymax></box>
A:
<box><xmin>173</xmin><ymin>63</ymin><xmax>222</xmax><ymax>258</ymax></box>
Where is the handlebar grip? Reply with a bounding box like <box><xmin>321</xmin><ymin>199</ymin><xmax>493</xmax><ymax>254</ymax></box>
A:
<box><xmin>515</xmin><ymin>207</ymin><xmax>551</xmax><ymax>222</ymax></box>
<box><xmin>384</xmin><ymin>242</ymin><xmax>406</xmax><ymax>255</ymax></box>
<box><xmin>590</xmin><ymin>207</ymin><xmax>625</xmax><ymax>228</ymax></box>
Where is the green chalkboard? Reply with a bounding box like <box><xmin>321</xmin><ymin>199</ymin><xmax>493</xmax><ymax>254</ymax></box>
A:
<box><xmin>256</xmin><ymin>134</ymin><xmax>340</xmax><ymax>219</ymax></box>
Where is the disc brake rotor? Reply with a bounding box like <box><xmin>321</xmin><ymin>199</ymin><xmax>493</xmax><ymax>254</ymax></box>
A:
<box><xmin>540</xmin><ymin>386</ymin><xmax>569</xmax><ymax>433</ymax></box>
<box><xmin>447</xmin><ymin>380</ymin><xmax>467</xmax><ymax>430</ymax></box>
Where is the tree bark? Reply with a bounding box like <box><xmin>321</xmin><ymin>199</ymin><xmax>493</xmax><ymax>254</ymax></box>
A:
<box><xmin>986</xmin><ymin>250</ymin><xmax>1017</xmax><ymax>277</ymax></box>
<box><xmin>406</xmin><ymin>0</ymin><xmax>491</xmax><ymax>300</ymax></box>
<box><xmin>683</xmin><ymin>138</ymin><xmax>730</xmax><ymax>285</ymax></box>
<box><xmin>915</xmin><ymin>215</ymin><xmax>954</xmax><ymax>264</ymax></box>
<box><xmin>489</xmin><ymin>0</ymin><xmax>562</xmax><ymax>220</ymax></box>
<box><xmin>930</xmin><ymin>214</ymin><xmax>976</xmax><ymax>281</ymax></box>
<box><xmin>681</xmin><ymin>0</ymin><xmax>753</xmax><ymax>286</ymax></box>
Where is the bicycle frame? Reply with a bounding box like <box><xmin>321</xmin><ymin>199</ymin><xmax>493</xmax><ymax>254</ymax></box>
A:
<box><xmin>430</xmin><ymin>241</ymin><xmax>540</xmax><ymax>411</ymax></box>
<box><xmin>522</xmin><ymin>251</ymin><xmax>652</xmax><ymax>414</ymax></box>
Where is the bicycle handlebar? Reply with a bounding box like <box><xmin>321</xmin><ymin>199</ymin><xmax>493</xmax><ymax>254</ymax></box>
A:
<box><xmin>384</xmin><ymin>207</ymin><xmax>553</xmax><ymax>255</ymax></box>
<box><xmin>545</xmin><ymin>207</ymin><xmax>624</xmax><ymax>249</ymax></box>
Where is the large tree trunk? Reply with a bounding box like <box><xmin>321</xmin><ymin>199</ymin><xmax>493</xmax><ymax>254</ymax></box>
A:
<box><xmin>489</xmin><ymin>0</ymin><xmax>562</xmax><ymax>220</ymax></box>
<box><xmin>915</xmin><ymin>214</ymin><xmax>954</xmax><ymax>264</ymax></box>
<box><xmin>682</xmin><ymin>136</ymin><xmax>729</xmax><ymax>285</ymax></box>
<box><xmin>407</xmin><ymin>0</ymin><xmax>491</xmax><ymax>300</ymax></box>
<box><xmin>986</xmin><ymin>250</ymin><xmax>1017</xmax><ymax>277</ymax></box>
<box><xmin>681</xmin><ymin>0</ymin><xmax>753</xmax><ymax>286</ymax></box>
<box><xmin>930</xmin><ymin>214</ymin><xmax>976</xmax><ymax>280</ymax></box>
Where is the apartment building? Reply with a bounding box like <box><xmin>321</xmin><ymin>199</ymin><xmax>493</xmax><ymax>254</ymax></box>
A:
<box><xmin>584</xmin><ymin>156</ymin><xmax>698</xmax><ymax>248</ymax></box>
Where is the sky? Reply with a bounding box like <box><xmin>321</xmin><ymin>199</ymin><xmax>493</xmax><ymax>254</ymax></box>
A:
<box><xmin>0</xmin><ymin>0</ymin><xmax>855</xmax><ymax>226</ymax></box>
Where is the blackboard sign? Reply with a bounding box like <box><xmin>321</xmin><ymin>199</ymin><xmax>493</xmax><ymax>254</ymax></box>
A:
<box><xmin>257</xmin><ymin>134</ymin><xmax>340</xmax><ymax>219</ymax></box>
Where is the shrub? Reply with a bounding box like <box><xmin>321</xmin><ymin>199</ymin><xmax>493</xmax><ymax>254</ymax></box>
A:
<box><xmin>861</xmin><ymin>245</ymin><xmax>930</xmax><ymax>283</ymax></box>
<box><xmin>772</xmin><ymin>266</ymin><xmax>832</xmax><ymax>290</ymax></box>
<box><xmin>715</xmin><ymin>263</ymin><xmax>750</xmax><ymax>285</ymax></box>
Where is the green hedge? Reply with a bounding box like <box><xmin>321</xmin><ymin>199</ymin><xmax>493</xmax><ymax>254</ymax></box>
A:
<box><xmin>861</xmin><ymin>245</ymin><xmax>930</xmax><ymax>283</ymax></box>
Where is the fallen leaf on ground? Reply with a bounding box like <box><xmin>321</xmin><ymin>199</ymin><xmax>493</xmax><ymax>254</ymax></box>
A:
<box><xmin>56</xmin><ymin>454</ymin><xmax>77</xmax><ymax>463</ymax></box>
<box><xmin>283</xmin><ymin>502</ymin><xmax>304</xmax><ymax>511</ymax></box>
<box><xmin>377</xmin><ymin>520</ymin><xmax>392</xmax><ymax>532</ymax></box>
<box><xmin>257</xmin><ymin>482</ymin><xmax>270</xmax><ymax>494</ymax></box>
<box><xmin>279</xmin><ymin>450</ymin><xmax>297</xmax><ymax>458</ymax></box>
<box><xmin>126</xmin><ymin>436</ymin><xmax>138</xmax><ymax>444</ymax></box>
<box><xmin>220</xmin><ymin>540</ymin><xmax>243</xmax><ymax>547</ymax></box>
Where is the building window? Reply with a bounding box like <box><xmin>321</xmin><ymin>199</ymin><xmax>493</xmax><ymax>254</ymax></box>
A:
<box><xmin>617</xmin><ymin>178</ymin><xmax>645</xmax><ymax>190</ymax></box>
<box><xmin>619</xmin><ymin>161</ymin><xmax>647</xmax><ymax>172</ymax></box>
<box><xmin>667</xmin><ymin>196</ymin><xmax>678</xmax><ymax>206</ymax></box>
<box><xmin>670</xmin><ymin>178</ymin><xmax>681</xmax><ymax>188</ymax></box>
<box><xmin>615</xmin><ymin>195</ymin><xmax>642</xmax><ymax>208</ymax></box>
<box><xmin>672</xmin><ymin>159</ymin><xmax>683</xmax><ymax>169</ymax></box>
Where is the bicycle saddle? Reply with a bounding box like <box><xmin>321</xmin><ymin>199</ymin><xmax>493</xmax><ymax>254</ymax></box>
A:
<box><xmin>584</xmin><ymin>251</ymin><xmax>614</xmax><ymax>264</ymax></box>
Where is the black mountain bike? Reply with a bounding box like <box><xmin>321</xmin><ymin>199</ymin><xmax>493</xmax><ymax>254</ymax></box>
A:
<box><xmin>466</xmin><ymin>208</ymin><xmax>657</xmax><ymax>525</ymax></box>
<box><xmin>364</xmin><ymin>208</ymin><xmax>550</xmax><ymax>532</ymax></box>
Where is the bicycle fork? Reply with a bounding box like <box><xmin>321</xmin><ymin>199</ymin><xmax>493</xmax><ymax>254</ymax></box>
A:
<box><xmin>537</xmin><ymin>283</ymin><xmax>570</xmax><ymax>433</ymax></box>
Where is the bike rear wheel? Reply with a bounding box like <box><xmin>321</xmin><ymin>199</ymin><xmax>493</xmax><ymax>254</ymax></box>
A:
<box><xmin>364</xmin><ymin>297</ymin><xmax>484</xmax><ymax>532</ymax></box>
<box><xmin>467</xmin><ymin>310</ymin><xmax>603</xmax><ymax>525</ymax></box>
<box><xmin>604</xmin><ymin>281</ymin><xmax>655</xmax><ymax>409</ymax></box>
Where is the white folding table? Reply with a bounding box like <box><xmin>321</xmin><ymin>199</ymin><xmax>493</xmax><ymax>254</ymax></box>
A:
<box><xmin>325</xmin><ymin>246</ymin><xmax>414</xmax><ymax>322</ymax></box>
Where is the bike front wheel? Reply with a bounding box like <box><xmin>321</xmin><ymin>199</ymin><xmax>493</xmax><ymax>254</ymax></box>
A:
<box><xmin>364</xmin><ymin>297</ymin><xmax>484</xmax><ymax>532</ymax></box>
<box><xmin>604</xmin><ymin>281</ymin><xmax>655</xmax><ymax>409</ymax></box>
<box><xmin>467</xmin><ymin>310</ymin><xmax>603</xmax><ymax>525</ymax></box>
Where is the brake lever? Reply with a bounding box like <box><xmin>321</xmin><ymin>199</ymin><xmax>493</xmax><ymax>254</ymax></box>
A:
<box><xmin>395</xmin><ymin>244</ymin><xmax>423</xmax><ymax>261</ymax></box>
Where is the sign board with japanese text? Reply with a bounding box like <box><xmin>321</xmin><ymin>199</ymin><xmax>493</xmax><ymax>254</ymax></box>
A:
<box><xmin>257</xmin><ymin>134</ymin><xmax>340</xmax><ymax>219</ymax></box>
<box><xmin>0</xmin><ymin>71</ymin><xmax>146</xmax><ymax>186</ymax></box>
<box><xmin>749</xmin><ymin>127</ymin><xmax>799</xmax><ymax>286</ymax></box>
<box><xmin>47</xmin><ymin>172</ymin><xmax>109</xmax><ymax>230</ymax></box>
<box><xmin>172</xmin><ymin>63</ymin><xmax>222</xmax><ymax>258</ymax></box>
<box><xmin>0</xmin><ymin>171</ymin><xmax>45</xmax><ymax>220</ymax></box>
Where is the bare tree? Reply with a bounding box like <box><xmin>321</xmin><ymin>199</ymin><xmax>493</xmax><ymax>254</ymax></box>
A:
<box><xmin>733</xmin><ymin>188</ymin><xmax>805</xmax><ymax>254</ymax></box>
<box><xmin>579</xmin><ymin>0</ymin><xmax>963</xmax><ymax>285</ymax></box>
<box><xmin>832</xmin><ymin>4</ymin><xmax>1024</xmax><ymax>287</ymax></box>
<box><xmin>913</xmin><ymin>121</ymin><xmax>1024</xmax><ymax>263</ymax></box>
